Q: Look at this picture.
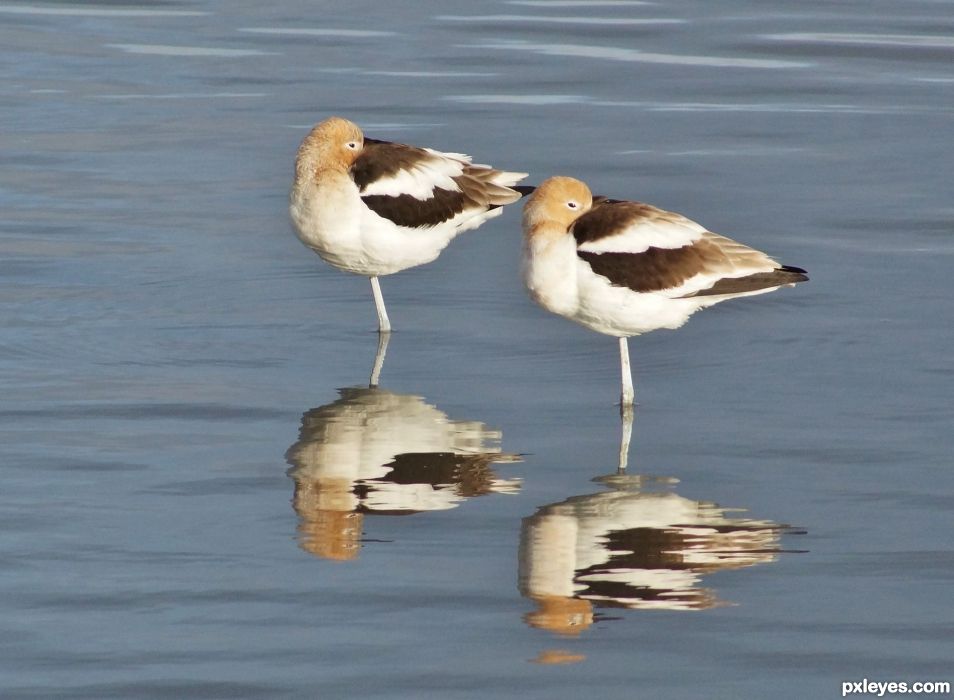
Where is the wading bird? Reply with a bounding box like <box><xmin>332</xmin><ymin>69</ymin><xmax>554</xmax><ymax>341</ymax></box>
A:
<box><xmin>290</xmin><ymin>117</ymin><xmax>529</xmax><ymax>332</ymax></box>
<box><xmin>521</xmin><ymin>176</ymin><xmax>808</xmax><ymax>408</ymax></box>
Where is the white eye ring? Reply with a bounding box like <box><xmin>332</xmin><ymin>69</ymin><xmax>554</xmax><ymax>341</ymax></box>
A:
<box><xmin>346</xmin><ymin>141</ymin><xmax>359</xmax><ymax>150</ymax></box>
<box><xmin>567</xmin><ymin>200</ymin><xmax>579</xmax><ymax>210</ymax></box>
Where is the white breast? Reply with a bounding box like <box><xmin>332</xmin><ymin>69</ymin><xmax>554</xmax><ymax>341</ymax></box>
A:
<box><xmin>289</xmin><ymin>171</ymin><xmax>364</xmax><ymax>263</ymax></box>
<box><xmin>574</xmin><ymin>262</ymin><xmax>699</xmax><ymax>336</ymax></box>
<box><xmin>290</xmin><ymin>172</ymin><xmax>463</xmax><ymax>277</ymax></box>
<box><xmin>522</xmin><ymin>235</ymin><xmax>581</xmax><ymax>317</ymax></box>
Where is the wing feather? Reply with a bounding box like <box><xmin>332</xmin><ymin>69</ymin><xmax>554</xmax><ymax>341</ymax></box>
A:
<box><xmin>351</xmin><ymin>138</ymin><xmax>528</xmax><ymax>229</ymax></box>
<box><xmin>353</xmin><ymin>139</ymin><xmax>464</xmax><ymax>200</ymax></box>
<box><xmin>575</xmin><ymin>200</ymin><xmax>705</xmax><ymax>254</ymax></box>
<box><xmin>574</xmin><ymin>200</ymin><xmax>806</xmax><ymax>296</ymax></box>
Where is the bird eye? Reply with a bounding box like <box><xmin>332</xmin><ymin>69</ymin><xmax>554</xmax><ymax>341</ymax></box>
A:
<box><xmin>346</xmin><ymin>141</ymin><xmax>359</xmax><ymax>150</ymax></box>
<box><xmin>567</xmin><ymin>201</ymin><xmax>579</xmax><ymax>210</ymax></box>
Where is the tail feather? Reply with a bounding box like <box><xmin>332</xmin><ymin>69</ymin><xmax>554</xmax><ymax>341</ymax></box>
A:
<box><xmin>491</xmin><ymin>171</ymin><xmax>530</xmax><ymax>188</ymax></box>
<box><xmin>683</xmin><ymin>266</ymin><xmax>809</xmax><ymax>298</ymax></box>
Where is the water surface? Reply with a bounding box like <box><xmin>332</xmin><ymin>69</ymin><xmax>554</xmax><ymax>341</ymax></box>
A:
<box><xmin>2</xmin><ymin>1</ymin><xmax>953</xmax><ymax>698</ymax></box>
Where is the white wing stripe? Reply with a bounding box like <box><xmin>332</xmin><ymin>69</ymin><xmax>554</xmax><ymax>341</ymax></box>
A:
<box><xmin>359</xmin><ymin>162</ymin><xmax>464</xmax><ymax>200</ymax></box>
<box><xmin>577</xmin><ymin>218</ymin><xmax>706</xmax><ymax>254</ymax></box>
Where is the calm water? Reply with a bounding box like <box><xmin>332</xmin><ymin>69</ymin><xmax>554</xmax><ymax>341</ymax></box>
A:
<box><xmin>2</xmin><ymin>1</ymin><xmax>953</xmax><ymax>698</ymax></box>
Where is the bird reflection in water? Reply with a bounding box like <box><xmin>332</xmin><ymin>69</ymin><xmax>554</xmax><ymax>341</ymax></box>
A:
<box><xmin>285</xmin><ymin>371</ymin><xmax>521</xmax><ymax>560</ymax></box>
<box><xmin>519</xmin><ymin>473</ymin><xmax>803</xmax><ymax>635</ymax></box>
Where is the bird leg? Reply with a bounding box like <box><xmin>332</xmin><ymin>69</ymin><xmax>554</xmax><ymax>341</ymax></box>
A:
<box><xmin>368</xmin><ymin>329</ymin><xmax>391</xmax><ymax>388</ymax></box>
<box><xmin>619</xmin><ymin>336</ymin><xmax>635</xmax><ymax>409</ymax></box>
<box><xmin>369</xmin><ymin>276</ymin><xmax>391</xmax><ymax>333</ymax></box>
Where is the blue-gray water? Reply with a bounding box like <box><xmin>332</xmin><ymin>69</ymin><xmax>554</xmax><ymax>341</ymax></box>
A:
<box><xmin>2</xmin><ymin>1</ymin><xmax>953</xmax><ymax>698</ymax></box>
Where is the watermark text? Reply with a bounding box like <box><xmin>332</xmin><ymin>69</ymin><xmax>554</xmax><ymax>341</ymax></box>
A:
<box><xmin>842</xmin><ymin>680</ymin><xmax>950</xmax><ymax>697</ymax></box>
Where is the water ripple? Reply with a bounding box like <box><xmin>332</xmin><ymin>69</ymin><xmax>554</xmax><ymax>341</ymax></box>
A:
<box><xmin>0</xmin><ymin>4</ymin><xmax>207</xmax><ymax>16</ymax></box>
<box><xmin>439</xmin><ymin>14</ymin><xmax>682</xmax><ymax>26</ymax></box>
<box><xmin>364</xmin><ymin>70</ymin><xmax>497</xmax><ymax>78</ymax></box>
<box><xmin>765</xmin><ymin>32</ymin><xmax>954</xmax><ymax>49</ymax></box>
<box><xmin>0</xmin><ymin>403</ymin><xmax>287</xmax><ymax>422</ymax></box>
<box><xmin>446</xmin><ymin>94</ymin><xmax>590</xmax><ymax>105</ymax></box>
<box><xmin>96</xmin><ymin>92</ymin><xmax>268</xmax><ymax>101</ymax></box>
<box><xmin>105</xmin><ymin>44</ymin><xmax>275</xmax><ymax>58</ymax></box>
<box><xmin>239</xmin><ymin>27</ymin><xmax>395</xmax><ymax>38</ymax></box>
<box><xmin>444</xmin><ymin>94</ymin><xmax>939</xmax><ymax>115</ymax></box>
<box><xmin>507</xmin><ymin>1</ymin><xmax>654</xmax><ymax>5</ymax></box>
<box><xmin>466</xmin><ymin>40</ymin><xmax>812</xmax><ymax>69</ymax></box>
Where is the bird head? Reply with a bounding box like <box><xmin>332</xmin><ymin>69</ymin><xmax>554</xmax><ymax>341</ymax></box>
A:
<box><xmin>295</xmin><ymin>116</ymin><xmax>365</xmax><ymax>176</ymax></box>
<box><xmin>522</xmin><ymin>176</ymin><xmax>593</xmax><ymax>239</ymax></box>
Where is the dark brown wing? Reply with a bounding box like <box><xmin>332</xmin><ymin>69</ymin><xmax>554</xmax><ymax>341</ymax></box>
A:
<box><xmin>351</xmin><ymin>139</ymin><xmax>524</xmax><ymax>228</ymax></box>
<box><xmin>574</xmin><ymin>200</ymin><xmax>808</xmax><ymax>295</ymax></box>
<box><xmin>351</xmin><ymin>139</ymin><xmax>433</xmax><ymax>189</ymax></box>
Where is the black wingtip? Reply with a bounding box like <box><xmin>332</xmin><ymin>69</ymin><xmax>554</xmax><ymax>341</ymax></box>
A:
<box><xmin>780</xmin><ymin>264</ymin><xmax>809</xmax><ymax>282</ymax></box>
<box><xmin>682</xmin><ymin>266</ymin><xmax>809</xmax><ymax>298</ymax></box>
<box><xmin>513</xmin><ymin>185</ymin><xmax>536</xmax><ymax>198</ymax></box>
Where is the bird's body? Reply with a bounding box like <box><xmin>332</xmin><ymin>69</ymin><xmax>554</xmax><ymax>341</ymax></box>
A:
<box><xmin>290</xmin><ymin>117</ymin><xmax>528</xmax><ymax>331</ymax></box>
<box><xmin>521</xmin><ymin>176</ymin><xmax>808</xmax><ymax>405</ymax></box>
<box><xmin>524</xmin><ymin>228</ymin><xmax>708</xmax><ymax>337</ymax></box>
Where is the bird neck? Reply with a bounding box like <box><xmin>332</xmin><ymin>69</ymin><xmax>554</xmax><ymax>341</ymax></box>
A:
<box><xmin>525</xmin><ymin>221</ymin><xmax>572</xmax><ymax>247</ymax></box>
<box><xmin>294</xmin><ymin>159</ymin><xmax>351</xmax><ymax>189</ymax></box>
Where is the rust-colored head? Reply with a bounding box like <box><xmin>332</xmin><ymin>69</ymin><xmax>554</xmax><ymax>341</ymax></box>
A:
<box><xmin>295</xmin><ymin>116</ymin><xmax>365</xmax><ymax>176</ymax></box>
<box><xmin>523</xmin><ymin>594</ymin><xmax>594</xmax><ymax>636</ymax></box>
<box><xmin>522</xmin><ymin>176</ymin><xmax>593</xmax><ymax>239</ymax></box>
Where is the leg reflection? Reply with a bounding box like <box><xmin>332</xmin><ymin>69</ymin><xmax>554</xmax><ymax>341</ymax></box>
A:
<box><xmin>618</xmin><ymin>403</ymin><xmax>634</xmax><ymax>474</ymax></box>
<box><xmin>369</xmin><ymin>329</ymin><xmax>390</xmax><ymax>388</ymax></box>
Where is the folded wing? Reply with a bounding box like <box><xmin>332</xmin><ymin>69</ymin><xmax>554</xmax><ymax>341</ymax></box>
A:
<box><xmin>574</xmin><ymin>199</ymin><xmax>807</xmax><ymax>298</ymax></box>
<box><xmin>352</xmin><ymin>138</ymin><xmax>527</xmax><ymax>230</ymax></box>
